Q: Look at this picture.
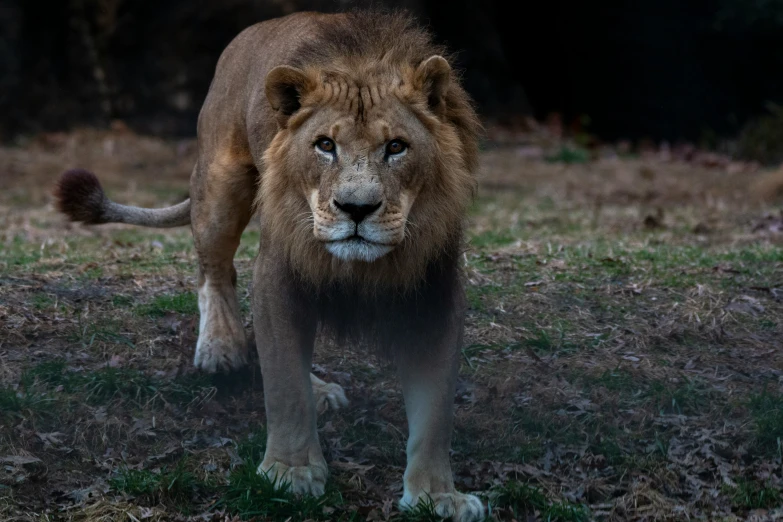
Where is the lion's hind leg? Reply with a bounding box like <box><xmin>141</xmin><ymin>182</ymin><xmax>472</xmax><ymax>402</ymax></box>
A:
<box><xmin>310</xmin><ymin>373</ymin><xmax>349</xmax><ymax>414</ymax></box>
<box><xmin>191</xmin><ymin>157</ymin><xmax>257</xmax><ymax>373</ymax></box>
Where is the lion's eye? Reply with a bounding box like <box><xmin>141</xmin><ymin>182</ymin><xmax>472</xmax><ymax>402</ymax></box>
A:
<box><xmin>385</xmin><ymin>139</ymin><xmax>407</xmax><ymax>156</ymax></box>
<box><xmin>316</xmin><ymin>138</ymin><xmax>336</xmax><ymax>153</ymax></box>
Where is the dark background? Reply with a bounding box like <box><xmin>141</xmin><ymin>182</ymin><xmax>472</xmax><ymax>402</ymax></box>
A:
<box><xmin>2</xmin><ymin>0</ymin><xmax>782</xmax><ymax>144</ymax></box>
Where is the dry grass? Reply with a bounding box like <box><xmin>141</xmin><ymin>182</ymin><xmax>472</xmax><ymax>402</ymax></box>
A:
<box><xmin>1</xmin><ymin>128</ymin><xmax>782</xmax><ymax>521</ymax></box>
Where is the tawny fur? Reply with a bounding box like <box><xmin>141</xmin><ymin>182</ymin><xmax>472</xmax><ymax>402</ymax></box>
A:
<box><xmin>53</xmin><ymin>11</ymin><xmax>485</xmax><ymax>519</ymax></box>
<box><xmin>751</xmin><ymin>167</ymin><xmax>783</xmax><ymax>203</ymax></box>
<box><xmin>256</xmin><ymin>11</ymin><xmax>481</xmax><ymax>291</ymax></box>
<box><xmin>54</xmin><ymin>168</ymin><xmax>191</xmax><ymax>228</ymax></box>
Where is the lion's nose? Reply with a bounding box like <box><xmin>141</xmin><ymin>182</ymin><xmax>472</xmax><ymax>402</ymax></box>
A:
<box><xmin>333</xmin><ymin>200</ymin><xmax>382</xmax><ymax>223</ymax></box>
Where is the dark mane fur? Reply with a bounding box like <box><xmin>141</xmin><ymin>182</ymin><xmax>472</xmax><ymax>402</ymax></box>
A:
<box><xmin>272</xmin><ymin>243</ymin><xmax>465</xmax><ymax>360</ymax></box>
<box><xmin>289</xmin><ymin>9</ymin><xmax>480</xmax><ymax>177</ymax></box>
<box><xmin>290</xmin><ymin>10</ymin><xmax>449</xmax><ymax>71</ymax></box>
<box><xmin>295</xmin><ymin>241</ymin><xmax>463</xmax><ymax>358</ymax></box>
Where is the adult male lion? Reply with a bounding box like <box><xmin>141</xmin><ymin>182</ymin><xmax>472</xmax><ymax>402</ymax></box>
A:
<box><xmin>55</xmin><ymin>10</ymin><xmax>483</xmax><ymax>521</ymax></box>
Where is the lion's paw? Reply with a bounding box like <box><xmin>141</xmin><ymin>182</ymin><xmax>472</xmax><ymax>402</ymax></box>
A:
<box><xmin>194</xmin><ymin>337</ymin><xmax>248</xmax><ymax>373</ymax></box>
<box><xmin>310</xmin><ymin>374</ymin><xmax>349</xmax><ymax>414</ymax></box>
<box><xmin>257</xmin><ymin>459</ymin><xmax>328</xmax><ymax>497</ymax></box>
<box><xmin>194</xmin><ymin>284</ymin><xmax>248</xmax><ymax>373</ymax></box>
<box><xmin>401</xmin><ymin>491</ymin><xmax>485</xmax><ymax>522</ymax></box>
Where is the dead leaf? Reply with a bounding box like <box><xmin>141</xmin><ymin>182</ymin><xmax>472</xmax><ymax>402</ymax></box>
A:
<box><xmin>751</xmin><ymin>210</ymin><xmax>783</xmax><ymax>234</ymax></box>
<box><xmin>1</xmin><ymin>455</ymin><xmax>45</xmax><ymax>484</ymax></box>
<box><xmin>36</xmin><ymin>432</ymin><xmax>65</xmax><ymax>448</ymax></box>
<box><xmin>1</xmin><ymin>455</ymin><xmax>42</xmax><ymax>466</ymax></box>
<box><xmin>725</xmin><ymin>295</ymin><xmax>765</xmax><ymax>315</ymax></box>
<box><xmin>713</xmin><ymin>264</ymin><xmax>741</xmax><ymax>274</ymax></box>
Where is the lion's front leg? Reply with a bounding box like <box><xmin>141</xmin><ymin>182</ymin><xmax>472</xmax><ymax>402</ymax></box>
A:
<box><xmin>396</xmin><ymin>294</ymin><xmax>485</xmax><ymax>522</ymax></box>
<box><xmin>252</xmin><ymin>256</ymin><xmax>327</xmax><ymax>496</ymax></box>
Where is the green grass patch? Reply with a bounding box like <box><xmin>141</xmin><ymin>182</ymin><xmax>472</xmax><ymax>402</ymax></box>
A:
<box><xmin>20</xmin><ymin>360</ymin><xmax>80</xmax><ymax>392</ymax></box>
<box><xmin>645</xmin><ymin>378</ymin><xmax>714</xmax><ymax>416</ymax></box>
<box><xmin>31</xmin><ymin>292</ymin><xmax>55</xmax><ymax>310</ymax></box>
<box><xmin>83</xmin><ymin>367</ymin><xmax>158</xmax><ymax>404</ymax></box>
<box><xmin>70</xmin><ymin>318</ymin><xmax>135</xmax><ymax>349</ymax></box>
<box><xmin>110</xmin><ymin>460</ymin><xmax>203</xmax><ymax>508</ymax></box>
<box><xmin>341</xmin><ymin>416</ymin><xmax>405</xmax><ymax>465</ymax></box>
<box><xmin>470</xmin><ymin>230</ymin><xmax>516</xmax><ymax>249</ymax></box>
<box><xmin>394</xmin><ymin>496</ymin><xmax>442</xmax><ymax>521</ymax></box>
<box><xmin>17</xmin><ymin>360</ymin><xmax>215</xmax><ymax>408</ymax></box>
<box><xmin>160</xmin><ymin>373</ymin><xmax>215</xmax><ymax>405</ymax></box>
<box><xmin>519</xmin><ymin>324</ymin><xmax>595</xmax><ymax>355</ymax></box>
<box><xmin>216</xmin><ymin>430</ymin><xmax>355</xmax><ymax>521</ymax></box>
<box><xmin>511</xmin><ymin>408</ymin><xmax>582</xmax><ymax>449</ymax></box>
<box><xmin>589</xmin><ymin>438</ymin><xmax>625</xmax><ymax>466</ymax></box>
<box><xmin>111</xmin><ymin>294</ymin><xmax>134</xmax><ymax>307</ymax></box>
<box><xmin>135</xmin><ymin>292</ymin><xmax>198</xmax><ymax>317</ymax></box>
<box><xmin>748</xmin><ymin>389</ymin><xmax>783</xmax><ymax>457</ymax></box>
<box><xmin>584</xmin><ymin>368</ymin><xmax>638</xmax><ymax>393</ymax></box>
<box><xmin>545</xmin><ymin>145</ymin><xmax>591</xmax><ymax>164</ymax></box>
<box><xmin>82</xmin><ymin>367</ymin><xmax>215</xmax><ymax>407</ymax></box>
<box><xmin>580</xmin><ymin>369</ymin><xmax>717</xmax><ymax>415</ymax></box>
<box><xmin>488</xmin><ymin>480</ymin><xmax>590</xmax><ymax>521</ymax></box>
<box><xmin>722</xmin><ymin>479</ymin><xmax>782</xmax><ymax>511</ymax></box>
<box><xmin>79</xmin><ymin>266</ymin><xmax>104</xmax><ymax>280</ymax></box>
<box><xmin>0</xmin><ymin>386</ymin><xmax>54</xmax><ymax>420</ymax></box>
<box><xmin>237</xmin><ymin>229</ymin><xmax>261</xmax><ymax>259</ymax></box>
<box><xmin>0</xmin><ymin>234</ymin><xmax>42</xmax><ymax>268</ymax></box>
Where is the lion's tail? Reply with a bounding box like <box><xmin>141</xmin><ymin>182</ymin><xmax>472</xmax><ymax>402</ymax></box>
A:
<box><xmin>54</xmin><ymin>169</ymin><xmax>192</xmax><ymax>228</ymax></box>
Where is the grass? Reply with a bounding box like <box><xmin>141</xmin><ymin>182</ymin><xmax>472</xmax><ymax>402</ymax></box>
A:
<box><xmin>110</xmin><ymin>460</ymin><xmax>203</xmax><ymax>508</ymax></box>
<box><xmin>340</xmin><ymin>414</ymin><xmax>406</xmax><ymax>465</ymax></box>
<box><xmin>13</xmin><ymin>360</ymin><xmax>215</xmax><ymax>409</ymax></box>
<box><xmin>70</xmin><ymin>318</ymin><xmax>135</xmax><ymax>349</ymax></box>
<box><xmin>111</xmin><ymin>294</ymin><xmax>134</xmax><ymax>307</ymax></box>
<box><xmin>722</xmin><ymin>479</ymin><xmax>783</xmax><ymax>511</ymax></box>
<box><xmin>585</xmin><ymin>368</ymin><xmax>637</xmax><ymax>392</ymax></box>
<box><xmin>580</xmin><ymin>370</ymin><xmax>717</xmax><ymax>415</ymax></box>
<box><xmin>135</xmin><ymin>292</ymin><xmax>198</xmax><ymax>317</ymax></box>
<box><xmin>748</xmin><ymin>389</ymin><xmax>783</xmax><ymax>457</ymax></box>
<box><xmin>0</xmin><ymin>387</ymin><xmax>54</xmax><ymax>420</ymax></box>
<box><xmin>109</xmin><ymin>430</ymin><xmax>359</xmax><ymax>519</ymax></box>
<box><xmin>2</xmin><ymin>131</ymin><xmax>783</xmax><ymax>520</ymax></box>
<box><xmin>31</xmin><ymin>292</ymin><xmax>55</xmax><ymax>310</ymax></box>
<box><xmin>470</xmin><ymin>230</ymin><xmax>517</xmax><ymax>249</ymax></box>
<box><xmin>488</xmin><ymin>481</ymin><xmax>590</xmax><ymax>522</ymax></box>
<box><xmin>394</xmin><ymin>497</ymin><xmax>443</xmax><ymax>522</ymax></box>
<box><xmin>645</xmin><ymin>378</ymin><xmax>714</xmax><ymax>416</ymax></box>
<box><xmin>220</xmin><ymin>464</ymin><xmax>348</xmax><ymax>520</ymax></box>
<box><xmin>217</xmin><ymin>431</ymin><xmax>355</xmax><ymax>521</ymax></box>
<box><xmin>545</xmin><ymin>145</ymin><xmax>591</xmax><ymax>164</ymax></box>
<box><xmin>83</xmin><ymin>367</ymin><xmax>159</xmax><ymax>404</ymax></box>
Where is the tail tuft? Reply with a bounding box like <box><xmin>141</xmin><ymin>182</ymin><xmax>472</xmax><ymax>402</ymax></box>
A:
<box><xmin>54</xmin><ymin>169</ymin><xmax>108</xmax><ymax>224</ymax></box>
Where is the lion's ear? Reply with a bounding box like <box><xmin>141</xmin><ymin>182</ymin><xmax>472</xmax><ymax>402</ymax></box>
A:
<box><xmin>414</xmin><ymin>55</ymin><xmax>451</xmax><ymax>114</ymax></box>
<box><xmin>265</xmin><ymin>65</ymin><xmax>313</xmax><ymax>127</ymax></box>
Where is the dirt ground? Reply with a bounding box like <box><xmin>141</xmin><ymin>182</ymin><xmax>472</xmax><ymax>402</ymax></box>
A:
<box><xmin>1</xmin><ymin>128</ymin><xmax>782</xmax><ymax>521</ymax></box>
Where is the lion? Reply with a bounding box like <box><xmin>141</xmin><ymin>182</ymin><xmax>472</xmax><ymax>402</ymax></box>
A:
<box><xmin>54</xmin><ymin>10</ymin><xmax>483</xmax><ymax>521</ymax></box>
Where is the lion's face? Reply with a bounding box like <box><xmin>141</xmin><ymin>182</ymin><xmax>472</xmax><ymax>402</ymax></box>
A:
<box><xmin>260</xmin><ymin>56</ymin><xmax>478</xmax><ymax>286</ymax></box>
<box><xmin>286</xmin><ymin>99</ymin><xmax>438</xmax><ymax>262</ymax></box>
